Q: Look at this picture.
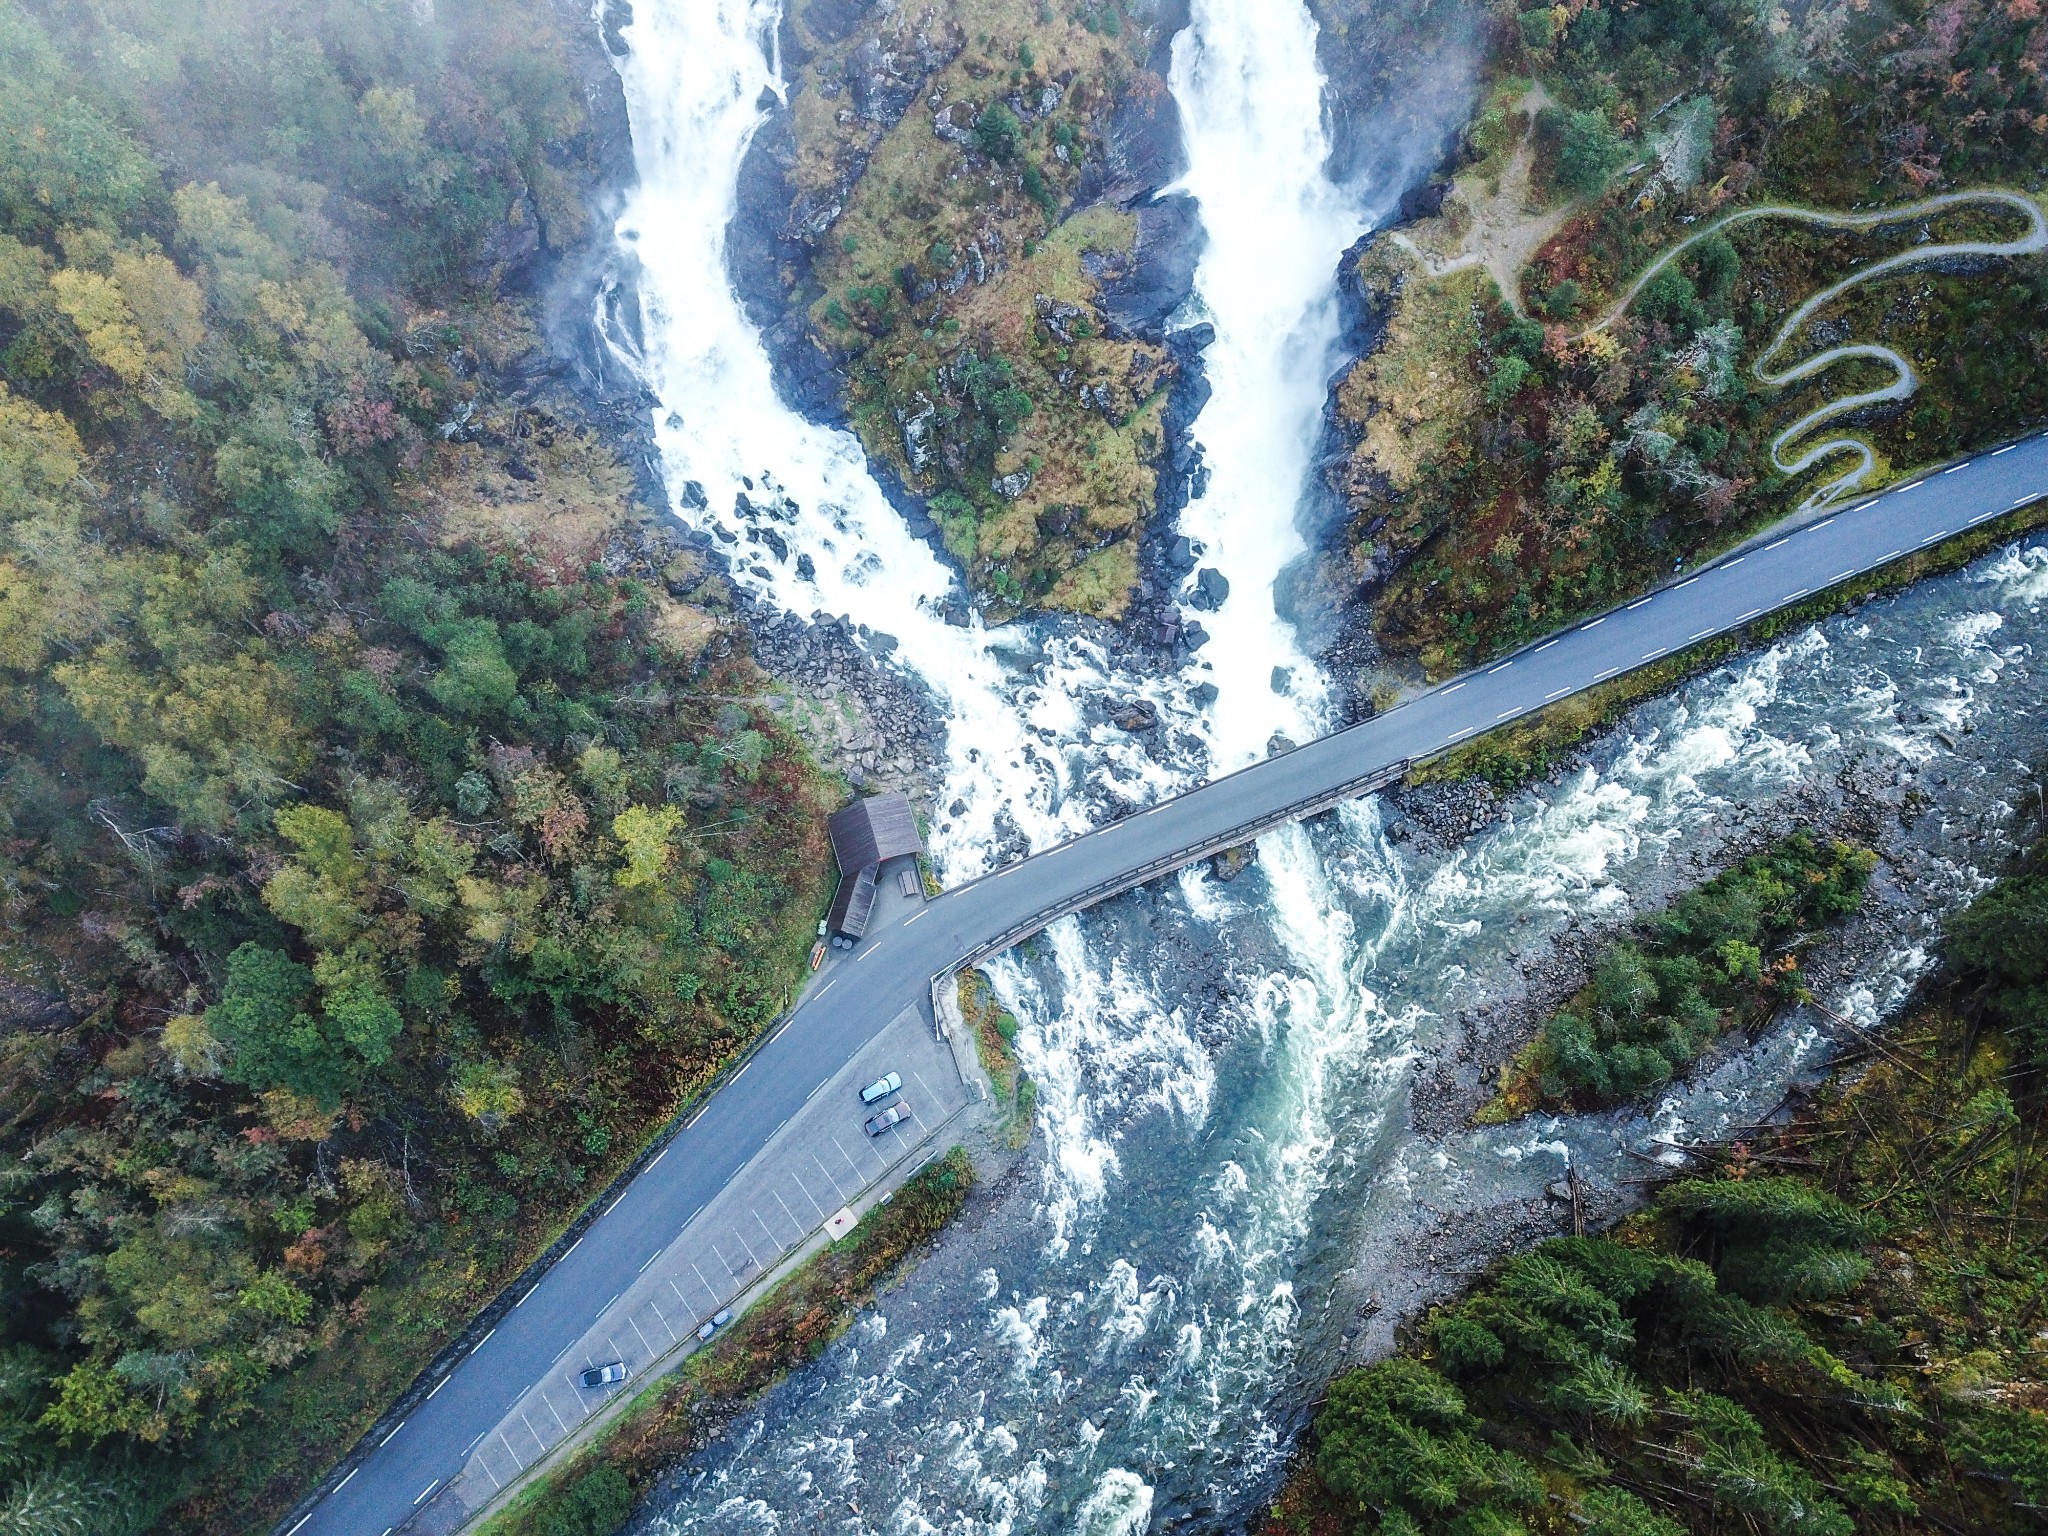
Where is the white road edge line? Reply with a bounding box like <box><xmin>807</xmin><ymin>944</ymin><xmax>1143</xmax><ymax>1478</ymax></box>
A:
<box><xmin>1544</xmin><ymin>687</ymin><xmax>1572</xmax><ymax>701</ymax></box>
<box><xmin>1919</xmin><ymin>530</ymin><xmax>1949</xmax><ymax>546</ymax></box>
<box><xmin>1446</xmin><ymin>727</ymin><xmax>1475</xmax><ymax>742</ymax></box>
<box><xmin>1809</xmin><ymin>517</ymin><xmax>1836</xmax><ymax>530</ymax></box>
<box><xmin>1969</xmin><ymin>507</ymin><xmax>2001</xmax><ymax>525</ymax></box>
<box><xmin>476</xmin><ymin>1328</ymin><xmax>495</xmax><ymax>1349</ymax></box>
<box><xmin>1725</xmin><ymin>556</ymin><xmax>1745</xmax><ymax>566</ymax></box>
<box><xmin>1594</xmin><ymin>667</ymin><xmax>1619</xmax><ymax>680</ymax></box>
<box><xmin>1488</xmin><ymin>660</ymin><xmax>1512</xmax><ymax>674</ymax></box>
<box><xmin>414</xmin><ymin>1479</ymin><xmax>441</xmax><ymax>1506</ymax></box>
<box><xmin>287</xmin><ymin>1516</ymin><xmax>314</xmax><ymax>1536</ymax></box>
<box><xmin>465</xmin><ymin>1430</ymin><xmax>487</xmax><ymax>1453</ymax></box>
<box><xmin>1642</xmin><ymin>648</ymin><xmax>1668</xmax><ymax>661</ymax></box>
<box><xmin>427</xmin><ymin>1374</ymin><xmax>451</xmax><ymax>1399</ymax></box>
<box><xmin>1943</xmin><ymin>463</ymin><xmax>1968</xmax><ymax>474</ymax></box>
<box><xmin>1496</xmin><ymin>708</ymin><xmax>1520</xmax><ymax>721</ymax></box>
<box><xmin>1764</xmin><ymin>538</ymin><xmax>1789</xmax><ymax>551</ymax></box>
<box><xmin>1582</xmin><ymin>616</ymin><xmax>1606</xmax><ymax>629</ymax></box>
<box><xmin>905</xmin><ymin>908</ymin><xmax>929</xmax><ymax>924</ymax></box>
<box><xmin>381</xmin><ymin>1419</ymin><xmax>407</xmax><ymax>1446</ymax></box>
<box><xmin>337</xmin><ymin>1469</ymin><xmax>359</xmax><ymax>1491</ymax></box>
<box><xmin>1736</xmin><ymin>608</ymin><xmax>1762</xmax><ymax>622</ymax></box>
<box><xmin>1785</xmin><ymin>589</ymin><xmax>1809</xmax><ymax>601</ymax></box>
<box><xmin>1898</xmin><ymin>480</ymin><xmax>1925</xmax><ymax>492</ymax></box>
<box><xmin>565</xmin><ymin>1236</ymin><xmax>583</xmax><ymax>1258</ymax></box>
<box><xmin>1441</xmin><ymin>681</ymin><xmax>1465</xmax><ymax>694</ymax></box>
<box><xmin>1534</xmin><ymin>638</ymin><xmax>1560</xmax><ymax>652</ymax></box>
<box><xmin>1674</xmin><ymin>575</ymin><xmax>1700</xmax><ymax>589</ymax></box>
<box><xmin>1688</xmin><ymin>628</ymin><xmax>1715</xmax><ymax>641</ymax></box>
<box><xmin>1991</xmin><ymin>444</ymin><xmax>2016</xmax><ymax>456</ymax></box>
<box><xmin>1627</xmin><ymin>596</ymin><xmax>1652</xmax><ymax>609</ymax></box>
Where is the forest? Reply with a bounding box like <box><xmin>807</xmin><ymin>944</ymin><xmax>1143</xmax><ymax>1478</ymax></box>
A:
<box><xmin>0</xmin><ymin>2</ymin><xmax>830</xmax><ymax>1530</ymax></box>
<box><xmin>1333</xmin><ymin>0</ymin><xmax>2048</xmax><ymax>676</ymax></box>
<box><xmin>1271</xmin><ymin>829</ymin><xmax>2048</xmax><ymax>1536</ymax></box>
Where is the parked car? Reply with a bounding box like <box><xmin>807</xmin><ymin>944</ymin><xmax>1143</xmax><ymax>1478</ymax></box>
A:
<box><xmin>859</xmin><ymin>1070</ymin><xmax>902</xmax><ymax>1105</ymax></box>
<box><xmin>579</xmin><ymin>1361</ymin><xmax>628</xmax><ymax>1388</ymax></box>
<box><xmin>865</xmin><ymin>1101</ymin><xmax>912</xmax><ymax>1136</ymax></box>
<box><xmin>695</xmin><ymin>1308</ymin><xmax>731</xmax><ymax>1341</ymax></box>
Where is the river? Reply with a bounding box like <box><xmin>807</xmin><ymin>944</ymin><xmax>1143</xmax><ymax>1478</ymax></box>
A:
<box><xmin>598</xmin><ymin>1</ymin><xmax>2048</xmax><ymax>1532</ymax></box>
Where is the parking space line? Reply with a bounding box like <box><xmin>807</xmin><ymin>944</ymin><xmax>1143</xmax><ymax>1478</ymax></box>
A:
<box><xmin>627</xmin><ymin>1313</ymin><xmax>656</xmax><ymax>1355</ymax></box>
<box><xmin>688</xmin><ymin>1263</ymin><xmax>719</xmax><ymax>1308</ymax></box>
<box><xmin>793</xmin><ymin>1176</ymin><xmax>828</xmax><ymax>1221</ymax></box>
<box><xmin>832</xmin><ymin>1132</ymin><xmax>866</xmax><ymax>1184</ymax></box>
<box><xmin>521</xmin><ymin>1412</ymin><xmax>548</xmax><ymax>1454</ymax></box>
<box><xmin>734</xmin><ymin>1227</ymin><xmax>765</xmax><ymax>1272</ymax></box>
<box><xmin>498</xmin><ymin>1432</ymin><xmax>525</xmax><ymax>1472</ymax></box>
<box><xmin>774</xmin><ymin>1189</ymin><xmax>806</xmax><ymax>1235</ymax></box>
<box><xmin>754</xmin><ymin>1207</ymin><xmax>786</xmax><ymax>1250</ymax></box>
<box><xmin>481</xmin><ymin>1461</ymin><xmax>503</xmax><ymax>1492</ymax></box>
<box><xmin>541</xmin><ymin>1392</ymin><xmax>570</xmax><ymax>1433</ymax></box>
<box><xmin>813</xmin><ymin>1153</ymin><xmax>850</xmax><ymax>1201</ymax></box>
<box><xmin>710</xmin><ymin>1242</ymin><xmax>740</xmax><ymax>1282</ymax></box>
<box><xmin>649</xmin><ymin>1300</ymin><xmax>678</xmax><ymax>1343</ymax></box>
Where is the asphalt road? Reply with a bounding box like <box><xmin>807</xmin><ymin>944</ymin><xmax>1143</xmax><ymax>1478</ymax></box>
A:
<box><xmin>284</xmin><ymin>431</ymin><xmax>2048</xmax><ymax>1536</ymax></box>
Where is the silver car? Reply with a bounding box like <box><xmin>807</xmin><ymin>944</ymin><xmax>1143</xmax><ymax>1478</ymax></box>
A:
<box><xmin>859</xmin><ymin>1070</ymin><xmax>902</xmax><ymax>1105</ymax></box>
<box><xmin>696</xmin><ymin>1307</ymin><xmax>731</xmax><ymax>1341</ymax></box>
<box><xmin>579</xmin><ymin>1361</ymin><xmax>628</xmax><ymax>1388</ymax></box>
<box><xmin>864</xmin><ymin>1100</ymin><xmax>911</xmax><ymax>1136</ymax></box>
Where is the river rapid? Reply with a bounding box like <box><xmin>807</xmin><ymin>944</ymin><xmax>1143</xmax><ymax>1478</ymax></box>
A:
<box><xmin>596</xmin><ymin>1</ymin><xmax>2048</xmax><ymax>1532</ymax></box>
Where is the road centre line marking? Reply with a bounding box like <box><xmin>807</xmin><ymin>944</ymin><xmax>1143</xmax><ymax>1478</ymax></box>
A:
<box><xmin>1447</xmin><ymin>727</ymin><xmax>1475</xmax><ymax>742</ymax></box>
<box><xmin>1765</xmin><ymin>538</ymin><xmax>1789</xmax><ymax>551</ymax></box>
<box><xmin>1919</xmin><ymin>530</ymin><xmax>1950</xmax><ymax>545</ymax></box>
<box><xmin>337</xmin><ymin>1469</ymin><xmax>359</xmax><ymax>1491</ymax></box>
<box><xmin>1545</xmin><ymin>687</ymin><xmax>1572</xmax><ymax>701</ymax></box>
<box><xmin>1627</xmin><ymin>597</ymin><xmax>1652</xmax><ymax>609</ymax></box>
<box><xmin>1582</xmin><ymin>616</ymin><xmax>1606</xmax><ymax>629</ymax></box>
<box><xmin>414</xmin><ymin>1479</ymin><xmax>442</xmax><ymax>1506</ymax></box>
<box><xmin>381</xmin><ymin>1419</ymin><xmax>407</xmax><ymax>1446</ymax></box>
<box><xmin>1992</xmin><ymin>443</ymin><xmax>2016</xmax><ymax>456</ymax></box>
<box><xmin>905</xmin><ymin>908</ymin><xmax>928</xmax><ymax>924</ymax></box>
<box><xmin>1440</xmin><ymin>681</ymin><xmax>1465</xmax><ymax>694</ymax></box>
<box><xmin>428</xmin><ymin>1374</ymin><xmax>451</xmax><ymax>1399</ymax></box>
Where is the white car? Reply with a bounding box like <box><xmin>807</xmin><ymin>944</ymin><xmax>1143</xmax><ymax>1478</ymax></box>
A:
<box><xmin>579</xmin><ymin>1361</ymin><xmax>628</xmax><ymax>1388</ymax></box>
<box><xmin>859</xmin><ymin>1070</ymin><xmax>902</xmax><ymax>1105</ymax></box>
<box><xmin>865</xmin><ymin>1101</ymin><xmax>912</xmax><ymax>1136</ymax></box>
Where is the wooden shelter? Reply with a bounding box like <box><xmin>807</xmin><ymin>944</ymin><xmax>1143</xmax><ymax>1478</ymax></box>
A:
<box><xmin>826</xmin><ymin>792</ymin><xmax>923</xmax><ymax>938</ymax></box>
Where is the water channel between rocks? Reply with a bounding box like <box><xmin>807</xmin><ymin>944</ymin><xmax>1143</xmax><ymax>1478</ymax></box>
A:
<box><xmin>597</xmin><ymin>1</ymin><xmax>2048</xmax><ymax>1532</ymax></box>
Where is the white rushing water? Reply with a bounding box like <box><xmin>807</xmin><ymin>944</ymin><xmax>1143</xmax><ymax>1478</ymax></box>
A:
<box><xmin>597</xmin><ymin>0</ymin><xmax>2048</xmax><ymax>1531</ymax></box>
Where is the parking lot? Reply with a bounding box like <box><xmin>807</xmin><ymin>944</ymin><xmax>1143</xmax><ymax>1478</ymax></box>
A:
<box><xmin>422</xmin><ymin>994</ymin><xmax>977</xmax><ymax>1531</ymax></box>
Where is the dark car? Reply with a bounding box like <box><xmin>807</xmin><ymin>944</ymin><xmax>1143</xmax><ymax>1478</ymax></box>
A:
<box><xmin>579</xmin><ymin>1361</ymin><xmax>628</xmax><ymax>1388</ymax></box>
<box><xmin>864</xmin><ymin>1101</ymin><xmax>911</xmax><ymax>1136</ymax></box>
<box><xmin>859</xmin><ymin>1070</ymin><xmax>902</xmax><ymax>1106</ymax></box>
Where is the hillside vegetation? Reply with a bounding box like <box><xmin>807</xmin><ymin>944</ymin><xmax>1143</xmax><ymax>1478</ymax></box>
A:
<box><xmin>0</xmin><ymin>3</ymin><xmax>828</xmax><ymax>1530</ymax></box>
<box><xmin>1271</xmin><ymin>829</ymin><xmax>2048</xmax><ymax>1536</ymax></box>
<box><xmin>1330</xmin><ymin>0</ymin><xmax>2048</xmax><ymax>678</ymax></box>
<box><xmin>777</xmin><ymin>0</ymin><xmax>1181</xmax><ymax>619</ymax></box>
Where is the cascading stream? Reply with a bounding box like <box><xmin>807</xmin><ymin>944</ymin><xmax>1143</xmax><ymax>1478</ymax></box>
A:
<box><xmin>597</xmin><ymin>1</ymin><xmax>2048</xmax><ymax>1532</ymax></box>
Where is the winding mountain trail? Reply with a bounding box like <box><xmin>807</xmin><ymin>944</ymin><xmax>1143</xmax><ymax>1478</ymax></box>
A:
<box><xmin>1583</xmin><ymin>189</ymin><xmax>2048</xmax><ymax>511</ymax></box>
